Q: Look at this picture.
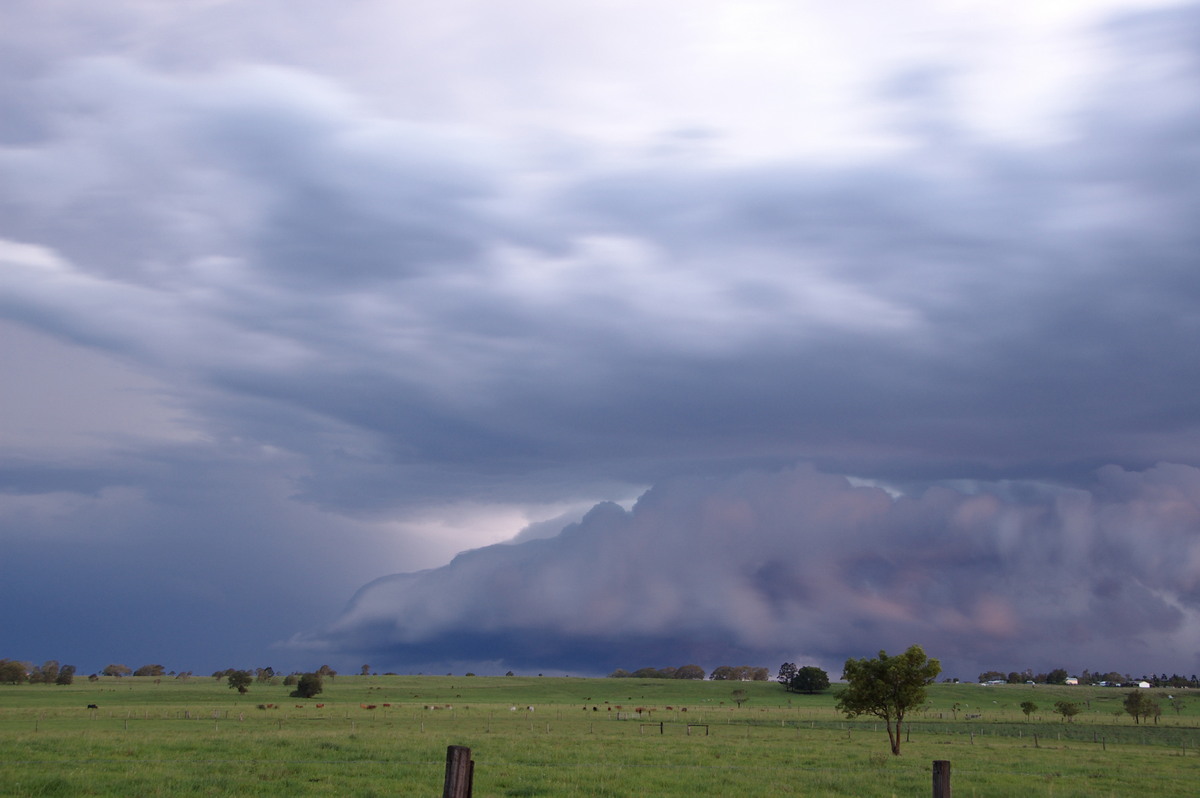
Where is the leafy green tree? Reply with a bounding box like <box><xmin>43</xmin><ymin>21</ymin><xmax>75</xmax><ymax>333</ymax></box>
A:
<box><xmin>227</xmin><ymin>670</ymin><xmax>253</xmax><ymax>693</ymax></box>
<box><xmin>789</xmin><ymin>666</ymin><xmax>830</xmax><ymax>694</ymax></box>
<box><xmin>709</xmin><ymin>665</ymin><xmax>736</xmax><ymax>680</ymax></box>
<box><xmin>316</xmin><ymin>664</ymin><xmax>337</xmax><ymax>679</ymax></box>
<box><xmin>836</xmin><ymin>645</ymin><xmax>941</xmax><ymax>756</ymax></box>
<box><xmin>56</xmin><ymin>665</ymin><xmax>76</xmax><ymax>686</ymax></box>
<box><xmin>777</xmin><ymin>662</ymin><xmax>798</xmax><ymax>686</ymax></box>
<box><xmin>102</xmin><ymin>664</ymin><xmax>132</xmax><ymax>678</ymax></box>
<box><xmin>30</xmin><ymin>660</ymin><xmax>59</xmax><ymax>684</ymax></box>
<box><xmin>674</xmin><ymin>664</ymin><xmax>705</xmax><ymax>680</ymax></box>
<box><xmin>731</xmin><ymin>689</ymin><xmax>748</xmax><ymax>707</ymax></box>
<box><xmin>1054</xmin><ymin>700</ymin><xmax>1081</xmax><ymax>722</ymax></box>
<box><xmin>1124</xmin><ymin>690</ymin><xmax>1148</xmax><ymax>724</ymax></box>
<box><xmin>1150</xmin><ymin>698</ymin><xmax>1163</xmax><ymax>724</ymax></box>
<box><xmin>134</xmin><ymin>664</ymin><xmax>165</xmax><ymax>677</ymax></box>
<box><xmin>291</xmin><ymin>672</ymin><xmax>323</xmax><ymax>699</ymax></box>
<box><xmin>608</xmin><ymin>668</ymin><xmax>630</xmax><ymax>678</ymax></box>
<box><xmin>1045</xmin><ymin>668</ymin><xmax>1069</xmax><ymax>685</ymax></box>
<box><xmin>255</xmin><ymin>667</ymin><xmax>275</xmax><ymax>684</ymax></box>
<box><xmin>1020</xmin><ymin>700</ymin><xmax>1037</xmax><ymax>719</ymax></box>
<box><xmin>0</xmin><ymin>660</ymin><xmax>29</xmax><ymax>684</ymax></box>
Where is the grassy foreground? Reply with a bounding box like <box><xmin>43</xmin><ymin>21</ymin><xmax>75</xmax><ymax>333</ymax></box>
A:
<box><xmin>2</xmin><ymin>675</ymin><xmax>1199</xmax><ymax>796</ymax></box>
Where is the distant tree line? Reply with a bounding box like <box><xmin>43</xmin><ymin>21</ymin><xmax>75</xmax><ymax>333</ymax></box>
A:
<box><xmin>0</xmin><ymin>657</ymin><xmax>344</xmax><ymax>697</ymax></box>
<box><xmin>0</xmin><ymin>660</ymin><xmax>76</xmax><ymax>685</ymax></box>
<box><xmin>608</xmin><ymin>665</ymin><xmax>706</xmax><ymax>680</ymax></box>
<box><xmin>607</xmin><ymin>665</ymin><xmax>770</xmax><ymax>681</ymax></box>
<box><xmin>977</xmin><ymin>668</ymin><xmax>1200</xmax><ymax>688</ymax></box>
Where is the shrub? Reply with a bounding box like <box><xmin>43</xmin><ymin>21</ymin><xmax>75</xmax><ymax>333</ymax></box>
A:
<box><xmin>291</xmin><ymin>673</ymin><xmax>323</xmax><ymax>699</ymax></box>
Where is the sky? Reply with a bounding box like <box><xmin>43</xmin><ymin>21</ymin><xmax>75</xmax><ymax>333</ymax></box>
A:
<box><xmin>2</xmin><ymin>0</ymin><xmax>1199</xmax><ymax>682</ymax></box>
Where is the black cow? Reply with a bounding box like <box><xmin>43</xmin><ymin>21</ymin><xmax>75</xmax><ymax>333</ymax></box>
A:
<box><xmin>87</xmin><ymin>704</ymin><xmax>98</xmax><ymax>709</ymax></box>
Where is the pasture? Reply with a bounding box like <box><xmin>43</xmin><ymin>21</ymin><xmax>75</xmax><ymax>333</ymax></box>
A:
<box><xmin>2</xmin><ymin>675</ymin><xmax>1199</xmax><ymax>796</ymax></box>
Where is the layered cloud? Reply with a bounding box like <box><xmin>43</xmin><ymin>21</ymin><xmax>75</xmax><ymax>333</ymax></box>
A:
<box><xmin>307</xmin><ymin>464</ymin><xmax>1200</xmax><ymax>678</ymax></box>
<box><xmin>1</xmin><ymin>1</ymin><xmax>1199</xmax><ymax>674</ymax></box>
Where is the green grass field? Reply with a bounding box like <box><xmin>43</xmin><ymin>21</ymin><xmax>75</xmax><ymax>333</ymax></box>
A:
<box><xmin>2</xmin><ymin>676</ymin><xmax>1199</xmax><ymax>796</ymax></box>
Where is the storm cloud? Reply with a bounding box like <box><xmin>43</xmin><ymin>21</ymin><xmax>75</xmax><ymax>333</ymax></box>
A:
<box><xmin>305</xmin><ymin>464</ymin><xmax>1200</xmax><ymax>678</ymax></box>
<box><xmin>2</xmin><ymin>1</ymin><xmax>1199</xmax><ymax>676</ymax></box>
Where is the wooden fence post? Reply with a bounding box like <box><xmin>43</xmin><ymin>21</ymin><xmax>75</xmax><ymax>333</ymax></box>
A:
<box><xmin>932</xmin><ymin>760</ymin><xmax>951</xmax><ymax>798</ymax></box>
<box><xmin>443</xmin><ymin>745</ymin><xmax>473</xmax><ymax>798</ymax></box>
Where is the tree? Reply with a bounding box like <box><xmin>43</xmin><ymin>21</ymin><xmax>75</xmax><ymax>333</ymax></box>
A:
<box><xmin>316</xmin><ymin>664</ymin><xmax>337</xmax><ymax>679</ymax></box>
<box><xmin>1147</xmin><ymin>697</ymin><xmax>1163</xmax><ymax>724</ymax></box>
<box><xmin>361</xmin><ymin>664</ymin><xmax>371</xmax><ymax>676</ymax></box>
<box><xmin>56</xmin><ymin>665</ymin><xmax>76</xmax><ymax>686</ymax></box>
<box><xmin>1020</xmin><ymin>700</ymin><xmax>1037</xmax><ymax>719</ymax></box>
<box><xmin>134</xmin><ymin>664</ymin><xmax>165</xmax><ymax>677</ymax></box>
<box><xmin>1045</xmin><ymin>668</ymin><xmax>1069</xmax><ymax>685</ymax></box>
<box><xmin>292</xmin><ymin>672</ymin><xmax>323</xmax><ymax>699</ymax></box>
<box><xmin>789</xmin><ymin>666</ymin><xmax>830</xmax><ymax>694</ymax></box>
<box><xmin>30</xmin><ymin>660</ymin><xmax>60</xmax><ymax>684</ymax></box>
<box><xmin>1053</xmin><ymin>700</ymin><xmax>1081</xmax><ymax>722</ymax></box>
<box><xmin>255</xmin><ymin>667</ymin><xmax>275</xmax><ymax>684</ymax></box>
<box><xmin>1124</xmin><ymin>690</ymin><xmax>1149</xmax><ymax>724</ymax></box>
<box><xmin>0</xmin><ymin>660</ymin><xmax>28</xmax><ymax>684</ymax></box>
<box><xmin>102</xmin><ymin>664</ymin><xmax>132</xmax><ymax>678</ymax></box>
<box><xmin>709</xmin><ymin>666</ymin><xmax>736</xmax><ymax>680</ymax></box>
<box><xmin>777</xmin><ymin>662</ymin><xmax>798</xmax><ymax>687</ymax></box>
<box><xmin>227</xmin><ymin>670</ymin><xmax>253</xmax><ymax>693</ymax></box>
<box><xmin>674</xmin><ymin>664</ymin><xmax>706</xmax><ymax>680</ymax></box>
<box><xmin>836</xmin><ymin>645</ymin><xmax>941</xmax><ymax>756</ymax></box>
<box><xmin>731</xmin><ymin>689</ymin><xmax>749</xmax><ymax>708</ymax></box>
<box><xmin>608</xmin><ymin>669</ymin><xmax>630</xmax><ymax>678</ymax></box>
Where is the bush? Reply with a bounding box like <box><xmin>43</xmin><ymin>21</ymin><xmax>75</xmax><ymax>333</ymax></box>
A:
<box><xmin>291</xmin><ymin>673</ymin><xmax>323</xmax><ymax>699</ymax></box>
<box><xmin>227</xmin><ymin>670</ymin><xmax>253</xmax><ymax>693</ymax></box>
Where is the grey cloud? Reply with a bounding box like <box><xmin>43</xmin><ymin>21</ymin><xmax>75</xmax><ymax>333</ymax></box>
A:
<box><xmin>0</xmin><ymin>437</ymin><xmax>442</xmax><ymax>673</ymax></box>
<box><xmin>306</xmin><ymin>464</ymin><xmax>1200</xmax><ymax>677</ymax></box>
<box><xmin>3</xmin><ymin>2</ymin><xmax>1200</xmax><ymax>676</ymax></box>
<box><xmin>3</xmin><ymin>8</ymin><xmax>1198</xmax><ymax>507</ymax></box>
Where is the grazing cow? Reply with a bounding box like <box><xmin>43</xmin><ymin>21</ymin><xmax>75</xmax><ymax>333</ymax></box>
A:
<box><xmin>87</xmin><ymin>704</ymin><xmax>98</xmax><ymax>709</ymax></box>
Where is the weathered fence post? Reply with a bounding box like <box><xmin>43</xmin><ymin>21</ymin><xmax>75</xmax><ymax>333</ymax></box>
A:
<box><xmin>443</xmin><ymin>745</ymin><xmax>473</xmax><ymax>798</ymax></box>
<box><xmin>932</xmin><ymin>760</ymin><xmax>951</xmax><ymax>798</ymax></box>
